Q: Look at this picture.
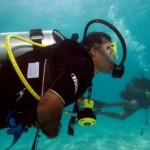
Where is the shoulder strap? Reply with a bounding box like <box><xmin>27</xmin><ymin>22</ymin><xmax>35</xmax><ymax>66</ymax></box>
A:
<box><xmin>30</xmin><ymin>29</ymin><xmax>44</xmax><ymax>50</ymax></box>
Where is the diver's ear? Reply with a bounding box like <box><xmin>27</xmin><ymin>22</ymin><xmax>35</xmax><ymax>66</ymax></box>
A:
<box><xmin>89</xmin><ymin>47</ymin><xmax>97</xmax><ymax>57</ymax></box>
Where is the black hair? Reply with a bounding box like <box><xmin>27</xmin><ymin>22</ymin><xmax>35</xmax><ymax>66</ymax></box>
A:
<box><xmin>81</xmin><ymin>32</ymin><xmax>111</xmax><ymax>51</ymax></box>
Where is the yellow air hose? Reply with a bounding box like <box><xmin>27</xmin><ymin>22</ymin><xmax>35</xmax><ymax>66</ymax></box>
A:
<box><xmin>5</xmin><ymin>34</ymin><xmax>47</xmax><ymax>101</ymax></box>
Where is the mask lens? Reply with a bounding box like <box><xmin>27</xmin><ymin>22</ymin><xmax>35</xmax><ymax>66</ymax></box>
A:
<box><xmin>105</xmin><ymin>42</ymin><xmax>117</xmax><ymax>62</ymax></box>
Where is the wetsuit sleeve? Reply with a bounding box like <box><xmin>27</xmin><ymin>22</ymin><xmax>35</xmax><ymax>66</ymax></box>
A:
<box><xmin>50</xmin><ymin>57</ymin><xmax>93</xmax><ymax>106</ymax></box>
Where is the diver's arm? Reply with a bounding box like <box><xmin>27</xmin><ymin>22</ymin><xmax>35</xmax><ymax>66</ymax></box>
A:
<box><xmin>95</xmin><ymin>109</ymin><xmax>135</xmax><ymax>120</ymax></box>
<box><xmin>77</xmin><ymin>98</ymin><xmax>136</xmax><ymax>109</ymax></box>
<box><xmin>103</xmin><ymin>100</ymin><xmax>139</xmax><ymax>109</ymax></box>
<box><xmin>98</xmin><ymin>111</ymin><xmax>129</xmax><ymax>120</ymax></box>
<box><xmin>37</xmin><ymin>90</ymin><xmax>64</xmax><ymax>138</ymax></box>
<box><xmin>78</xmin><ymin>97</ymin><xmax>139</xmax><ymax>110</ymax></box>
<box><xmin>77</xmin><ymin>97</ymin><xmax>133</xmax><ymax>109</ymax></box>
<box><xmin>93</xmin><ymin>99</ymin><xmax>139</xmax><ymax>109</ymax></box>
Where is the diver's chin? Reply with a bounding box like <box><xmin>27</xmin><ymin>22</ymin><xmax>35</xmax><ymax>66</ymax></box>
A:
<box><xmin>107</xmin><ymin>66</ymin><xmax>113</xmax><ymax>74</ymax></box>
<box><xmin>102</xmin><ymin>69</ymin><xmax>112</xmax><ymax>74</ymax></box>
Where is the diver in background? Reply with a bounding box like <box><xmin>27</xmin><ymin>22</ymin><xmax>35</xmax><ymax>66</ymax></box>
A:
<box><xmin>0</xmin><ymin>32</ymin><xmax>119</xmax><ymax>138</ymax></box>
<box><xmin>96</xmin><ymin>76</ymin><xmax>150</xmax><ymax>120</ymax></box>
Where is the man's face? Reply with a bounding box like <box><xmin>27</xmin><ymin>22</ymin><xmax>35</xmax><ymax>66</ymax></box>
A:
<box><xmin>92</xmin><ymin>38</ymin><xmax>116</xmax><ymax>74</ymax></box>
<box><xmin>99</xmin><ymin>41</ymin><xmax>117</xmax><ymax>63</ymax></box>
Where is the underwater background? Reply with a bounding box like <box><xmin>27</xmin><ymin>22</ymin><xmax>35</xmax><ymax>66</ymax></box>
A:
<box><xmin>0</xmin><ymin>0</ymin><xmax>150</xmax><ymax>149</ymax></box>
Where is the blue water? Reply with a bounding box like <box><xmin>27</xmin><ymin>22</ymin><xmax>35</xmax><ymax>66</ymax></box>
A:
<box><xmin>0</xmin><ymin>0</ymin><xmax>150</xmax><ymax>149</ymax></box>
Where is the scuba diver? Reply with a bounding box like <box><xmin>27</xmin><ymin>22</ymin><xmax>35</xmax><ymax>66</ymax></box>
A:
<box><xmin>96</xmin><ymin>76</ymin><xmax>150</xmax><ymax>120</ymax></box>
<box><xmin>0</xmin><ymin>19</ymin><xmax>127</xmax><ymax>149</ymax></box>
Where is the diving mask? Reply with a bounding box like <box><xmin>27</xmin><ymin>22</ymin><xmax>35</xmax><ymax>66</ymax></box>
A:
<box><xmin>103</xmin><ymin>42</ymin><xmax>118</xmax><ymax>63</ymax></box>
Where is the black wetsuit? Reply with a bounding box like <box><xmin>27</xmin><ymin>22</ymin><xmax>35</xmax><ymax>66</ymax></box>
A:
<box><xmin>0</xmin><ymin>39</ymin><xmax>94</xmax><ymax>127</ymax></box>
